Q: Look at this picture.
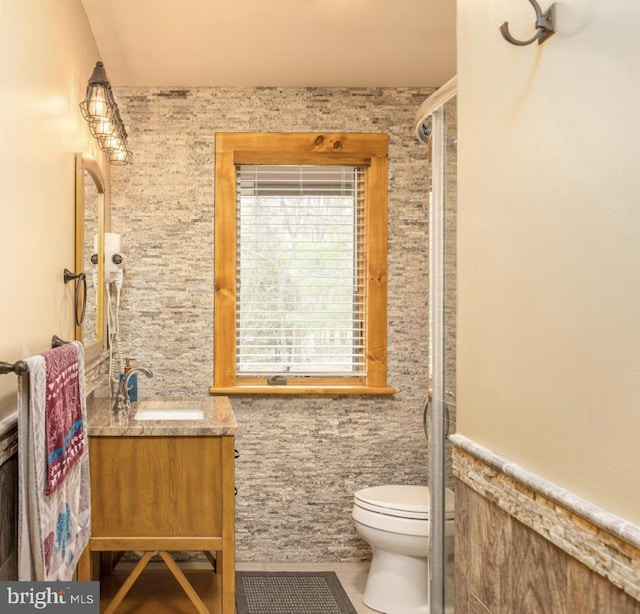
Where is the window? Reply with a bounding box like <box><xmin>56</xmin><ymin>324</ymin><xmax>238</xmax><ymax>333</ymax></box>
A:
<box><xmin>211</xmin><ymin>133</ymin><xmax>394</xmax><ymax>395</ymax></box>
<box><xmin>236</xmin><ymin>164</ymin><xmax>365</xmax><ymax>377</ymax></box>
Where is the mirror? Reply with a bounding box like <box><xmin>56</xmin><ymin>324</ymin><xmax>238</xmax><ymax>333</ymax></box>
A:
<box><xmin>75</xmin><ymin>153</ymin><xmax>106</xmax><ymax>362</ymax></box>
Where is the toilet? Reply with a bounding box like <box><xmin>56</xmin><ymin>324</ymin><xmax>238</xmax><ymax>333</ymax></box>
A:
<box><xmin>352</xmin><ymin>485</ymin><xmax>455</xmax><ymax>614</ymax></box>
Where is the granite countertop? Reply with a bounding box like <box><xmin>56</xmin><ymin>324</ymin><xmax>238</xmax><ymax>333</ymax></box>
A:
<box><xmin>87</xmin><ymin>395</ymin><xmax>237</xmax><ymax>437</ymax></box>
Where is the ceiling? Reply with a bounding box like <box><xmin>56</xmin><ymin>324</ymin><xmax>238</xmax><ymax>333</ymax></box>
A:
<box><xmin>80</xmin><ymin>0</ymin><xmax>456</xmax><ymax>88</ymax></box>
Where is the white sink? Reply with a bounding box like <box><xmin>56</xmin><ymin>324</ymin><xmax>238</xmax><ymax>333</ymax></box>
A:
<box><xmin>134</xmin><ymin>408</ymin><xmax>204</xmax><ymax>421</ymax></box>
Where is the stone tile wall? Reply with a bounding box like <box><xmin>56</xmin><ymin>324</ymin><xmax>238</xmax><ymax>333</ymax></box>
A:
<box><xmin>109</xmin><ymin>86</ymin><xmax>434</xmax><ymax>561</ymax></box>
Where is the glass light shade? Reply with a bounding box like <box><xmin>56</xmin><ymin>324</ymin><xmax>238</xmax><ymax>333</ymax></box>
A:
<box><xmin>90</xmin><ymin>116</ymin><xmax>118</xmax><ymax>139</ymax></box>
<box><xmin>98</xmin><ymin>133</ymin><xmax>127</xmax><ymax>152</ymax></box>
<box><xmin>107</xmin><ymin>148</ymin><xmax>133</xmax><ymax>165</ymax></box>
<box><xmin>80</xmin><ymin>85</ymin><xmax>113</xmax><ymax>120</ymax></box>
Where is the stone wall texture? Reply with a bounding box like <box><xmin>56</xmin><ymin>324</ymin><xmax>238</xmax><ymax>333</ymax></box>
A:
<box><xmin>109</xmin><ymin>86</ymin><xmax>434</xmax><ymax>562</ymax></box>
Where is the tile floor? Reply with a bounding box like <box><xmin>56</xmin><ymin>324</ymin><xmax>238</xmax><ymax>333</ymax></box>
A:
<box><xmin>236</xmin><ymin>561</ymin><xmax>377</xmax><ymax>614</ymax></box>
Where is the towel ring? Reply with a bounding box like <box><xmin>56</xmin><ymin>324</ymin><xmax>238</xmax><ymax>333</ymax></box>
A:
<box><xmin>500</xmin><ymin>0</ymin><xmax>556</xmax><ymax>46</ymax></box>
<box><xmin>64</xmin><ymin>268</ymin><xmax>87</xmax><ymax>327</ymax></box>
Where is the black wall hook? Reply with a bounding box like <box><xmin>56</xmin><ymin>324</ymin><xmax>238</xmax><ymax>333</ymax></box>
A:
<box><xmin>500</xmin><ymin>0</ymin><xmax>556</xmax><ymax>46</ymax></box>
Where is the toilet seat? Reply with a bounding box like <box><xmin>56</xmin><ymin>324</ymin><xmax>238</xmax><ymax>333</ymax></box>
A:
<box><xmin>354</xmin><ymin>485</ymin><xmax>455</xmax><ymax>521</ymax></box>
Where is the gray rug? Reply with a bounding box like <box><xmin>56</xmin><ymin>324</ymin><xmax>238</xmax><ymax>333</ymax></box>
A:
<box><xmin>236</xmin><ymin>571</ymin><xmax>357</xmax><ymax>614</ymax></box>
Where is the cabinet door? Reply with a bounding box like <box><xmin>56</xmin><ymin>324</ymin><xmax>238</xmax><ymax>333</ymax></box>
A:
<box><xmin>90</xmin><ymin>436</ymin><xmax>224</xmax><ymax>537</ymax></box>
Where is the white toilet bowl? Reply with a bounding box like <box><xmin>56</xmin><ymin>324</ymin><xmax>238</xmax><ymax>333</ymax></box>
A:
<box><xmin>352</xmin><ymin>485</ymin><xmax>454</xmax><ymax>614</ymax></box>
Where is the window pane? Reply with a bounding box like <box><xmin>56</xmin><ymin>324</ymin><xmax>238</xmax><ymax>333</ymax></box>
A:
<box><xmin>236</xmin><ymin>165</ymin><xmax>365</xmax><ymax>376</ymax></box>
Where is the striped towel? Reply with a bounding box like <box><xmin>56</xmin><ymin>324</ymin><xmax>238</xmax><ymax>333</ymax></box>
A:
<box><xmin>18</xmin><ymin>341</ymin><xmax>90</xmax><ymax>581</ymax></box>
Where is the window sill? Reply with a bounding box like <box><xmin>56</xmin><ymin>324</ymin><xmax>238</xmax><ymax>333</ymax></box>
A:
<box><xmin>209</xmin><ymin>384</ymin><xmax>396</xmax><ymax>396</ymax></box>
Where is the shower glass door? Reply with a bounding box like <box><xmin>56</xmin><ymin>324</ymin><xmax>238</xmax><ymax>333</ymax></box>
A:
<box><xmin>427</xmin><ymin>87</ymin><xmax>457</xmax><ymax>614</ymax></box>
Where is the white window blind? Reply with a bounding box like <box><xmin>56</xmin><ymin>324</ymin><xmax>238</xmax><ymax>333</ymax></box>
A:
<box><xmin>236</xmin><ymin>164</ymin><xmax>366</xmax><ymax>377</ymax></box>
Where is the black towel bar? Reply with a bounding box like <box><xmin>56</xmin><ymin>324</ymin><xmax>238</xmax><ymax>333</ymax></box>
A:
<box><xmin>0</xmin><ymin>336</ymin><xmax>71</xmax><ymax>375</ymax></box>
<box><xmin>0</xmin><ymin>360</ymin><xmax>29</xmax><ymax>375</ymax></box>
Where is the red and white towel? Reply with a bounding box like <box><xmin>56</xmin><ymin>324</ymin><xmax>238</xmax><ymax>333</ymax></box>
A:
<box><xmin>17</xmin><ymin>341</ymin><xmax>90</xmax><ymax>581</ymax></box>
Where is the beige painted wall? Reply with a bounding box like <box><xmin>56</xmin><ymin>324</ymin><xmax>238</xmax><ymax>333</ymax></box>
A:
<box><xmin>0</xmin><ymin>0</ymin><xmax>107</xmax><ymax>426</ymax></box>
<box><xmin>457</xmin><ymin>0</ymin><xmax>640</xmax><ymax>523</ymax></box>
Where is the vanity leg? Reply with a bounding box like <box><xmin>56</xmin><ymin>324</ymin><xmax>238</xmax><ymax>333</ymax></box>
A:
<box><xmin>220</xmin><ymin>436</ymin><xmax>236</xmax><ymax>613</ymax></box>
<box><xmin>203</xmin><ymin>550</ymin><xmax>217</xmax><ymax>572</ymax></box>
<box><xmin>77</xmin><ymin>545</ymin><xmax>91</xmax><ymax>581</ymax></box>
<box><xmin>217</xmin><ymin>551</ymin><xmax>235</xmax><ymax>614</ymax></box>
<box><xmin>100</xmin><ymin>551</ymin><xmax>113</xmax><ymax>575</ymax></box>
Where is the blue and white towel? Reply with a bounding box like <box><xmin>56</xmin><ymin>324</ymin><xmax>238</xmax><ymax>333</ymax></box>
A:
<box><xmin>17</xmin><ymin>341</ymin><xmax>91</xmax><ymax>581</ymax></box>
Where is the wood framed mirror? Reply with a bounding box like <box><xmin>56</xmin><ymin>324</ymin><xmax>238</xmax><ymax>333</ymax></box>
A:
<box><xmin>75</xmin><ymin>153</ymin><xmax>106</xmax><ymax>362</ymax></box>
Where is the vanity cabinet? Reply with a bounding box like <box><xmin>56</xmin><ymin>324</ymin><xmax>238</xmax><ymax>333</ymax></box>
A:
<box><xmin>78</xmin><ymin>396</ymin><xmax>237</xmax><ymax>614</ymax></box>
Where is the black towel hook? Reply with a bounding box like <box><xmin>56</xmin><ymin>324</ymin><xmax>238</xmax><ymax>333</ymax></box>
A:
<box><xmin>500</xmin><ymin>0</ymin><xmax>556</xmax><ymax>46</ymax></box>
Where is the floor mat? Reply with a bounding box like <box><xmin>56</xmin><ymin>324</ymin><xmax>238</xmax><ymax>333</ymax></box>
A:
<box><xmin>235</xmin><ymin>571</ymin><xmax>357</xmax><ymax>614</ymax></box>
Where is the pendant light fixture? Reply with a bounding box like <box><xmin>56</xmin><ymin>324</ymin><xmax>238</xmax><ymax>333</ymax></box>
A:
<box><xmin>80</xmin><ymin>62</ymin><xmax>132</xmax><ymax>165</ymax></box>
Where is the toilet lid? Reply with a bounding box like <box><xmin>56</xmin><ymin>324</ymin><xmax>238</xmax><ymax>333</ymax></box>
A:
<box><xmin>354</xmin><ymin>485</ymin><xmax>455</xmax><ymax>520</ymax></box>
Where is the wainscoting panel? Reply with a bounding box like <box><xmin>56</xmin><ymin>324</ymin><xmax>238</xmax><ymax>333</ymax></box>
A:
<box><xmin>467</xmin><ymin>485</ymin><xmax>512</xmax><ymax>611</ymax></box>
<box><xmin>452</xmin><ymin>435</ymin><xmax>640</xmax><ymax>613</ymax></box>
<box><xmin>509</xmin><ymin>511</ymin><xmax>569</xmax><ymax>612</ymax></box>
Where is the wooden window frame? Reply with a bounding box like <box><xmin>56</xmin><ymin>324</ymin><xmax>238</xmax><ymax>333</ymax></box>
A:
<box><xmin>210</xmin><ymin>132</ymin><xmax>395</xmax><ymax>395</ymax></box>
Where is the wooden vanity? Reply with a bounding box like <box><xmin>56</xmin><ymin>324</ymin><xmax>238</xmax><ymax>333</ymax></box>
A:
<box><xmin>77</xmin><ymin>396</ymin><xmax>237</xmax><ymax>614</ymax></box>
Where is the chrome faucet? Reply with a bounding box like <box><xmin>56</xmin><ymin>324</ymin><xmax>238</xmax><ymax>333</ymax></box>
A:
<box><xmin>113</xmin><ymin>367</ymin><xmax>154</xmax><ymax>418</ymax></box>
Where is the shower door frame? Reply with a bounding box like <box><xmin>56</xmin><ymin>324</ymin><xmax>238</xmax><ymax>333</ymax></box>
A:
<box><xmin>416</xmin><ymin>76</ymin><xmax>457</xmax><ymax>614</ymax></box>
